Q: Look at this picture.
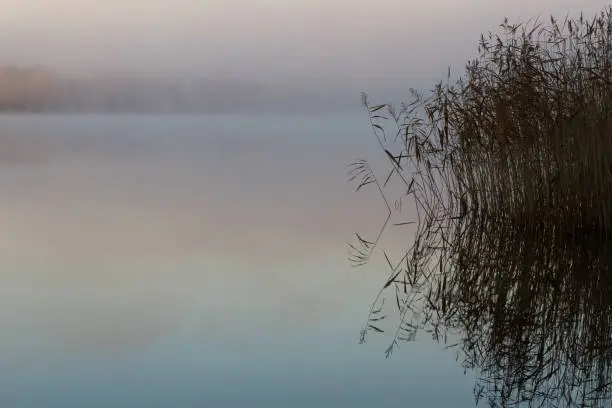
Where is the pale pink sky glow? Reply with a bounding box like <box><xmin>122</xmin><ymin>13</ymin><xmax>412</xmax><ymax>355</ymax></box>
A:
<box><xmin>0</xmin><ymin>0</ymin><xmax>606</xmax><ymax>81</ymax></box>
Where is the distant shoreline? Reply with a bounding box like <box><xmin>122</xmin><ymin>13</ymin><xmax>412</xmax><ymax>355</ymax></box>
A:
<box><xmin>0</xmin><ymin>66</ymin><xmax>367</xmax><ymax>115</ymax></box>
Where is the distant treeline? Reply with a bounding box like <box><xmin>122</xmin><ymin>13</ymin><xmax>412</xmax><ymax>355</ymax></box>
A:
<box><xmin>0</xmin><ymin>66</ymin><xmax>351</xmax><ymax>114</ymax></box>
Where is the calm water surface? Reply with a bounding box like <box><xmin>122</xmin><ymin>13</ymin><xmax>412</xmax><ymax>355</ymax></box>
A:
<box><xmin>0</xmin><ymin>114</ymin><xmax>474</xmax><ymax>407</ymax></box>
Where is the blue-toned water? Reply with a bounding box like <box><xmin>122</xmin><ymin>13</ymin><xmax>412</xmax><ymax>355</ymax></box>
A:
<box><xmin>0</xmin><ymin>113</ymin><xmax>475</xmax><ymax>407</ymax></box>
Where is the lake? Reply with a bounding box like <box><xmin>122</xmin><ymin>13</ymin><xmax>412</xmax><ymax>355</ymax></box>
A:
<box><xmin>0</xmin><ymin>113</ymin><xmax>475</xmax><ymax>407</ymax></box>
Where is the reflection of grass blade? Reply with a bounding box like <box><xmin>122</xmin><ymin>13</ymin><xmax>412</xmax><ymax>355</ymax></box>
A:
<box><xmin>347</xmin><ymin>241</ymin><xmax>371</xmax><ymax>267</ymax></box>
<box><xmin>368</xmin><ymin>324</ymin><xmax>384</xmax><ymax>333</ymax></box>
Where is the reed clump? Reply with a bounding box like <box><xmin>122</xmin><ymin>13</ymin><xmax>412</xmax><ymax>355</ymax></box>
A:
<box><xmin>348</xmin><ymin>6</ymin><xmax>612</xmax><ymax>408</ymax></box>
<box><xmin>454</xmin><ymin>10</ymin><xmax>612</xmax><ymax>239</ymax></box>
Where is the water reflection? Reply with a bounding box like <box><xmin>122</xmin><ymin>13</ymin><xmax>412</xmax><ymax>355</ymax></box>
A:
<box><xmin>449</xmin><ymin>220</ymin><xmax>610</xmax><ymax>407</ymax></box>
<box><xmin>359</xmin><ymin>207</ymin><xmax>612</xmax><ymax>407</ymax></box>
<box><xmin>4</xmin><ymin>114</ymin><xmax>473</xmax><ymax>408</ymax></box>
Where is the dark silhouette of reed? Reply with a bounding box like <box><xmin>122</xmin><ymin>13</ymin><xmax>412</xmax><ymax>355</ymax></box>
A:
<box><xmin>347</xmin><ymin>6</ymin><xmax>612</xmax><ymax>407</ymax></box>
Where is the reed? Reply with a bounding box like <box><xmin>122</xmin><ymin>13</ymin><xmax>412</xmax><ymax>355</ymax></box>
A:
<box><xmin>347</xmin><ymin>6</ymin><xmax>612</xmax><ymax>407</ymax></box>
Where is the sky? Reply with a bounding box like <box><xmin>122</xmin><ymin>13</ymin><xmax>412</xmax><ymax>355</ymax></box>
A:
<box><xmin>0</xmin><ymin>0</ymin><xmax>607</xmax><ymax>86</ymax></box>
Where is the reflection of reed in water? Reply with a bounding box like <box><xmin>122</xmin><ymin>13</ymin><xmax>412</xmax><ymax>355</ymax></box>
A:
<box><xmin>448</xmin><ymin>220</ymin><xmax>611</xmax><ymax>407</ymax></box>
<box><xmin>348</xmin><ymin>8</ymin><xmax>612</xmax><ymax>408</ymax></box>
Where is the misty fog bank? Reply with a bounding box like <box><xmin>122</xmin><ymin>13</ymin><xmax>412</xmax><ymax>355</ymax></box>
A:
<box><xmin>0</xmin><ymin>66</ymin><xmax>410</xmax><ymax>114</ymax></box>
